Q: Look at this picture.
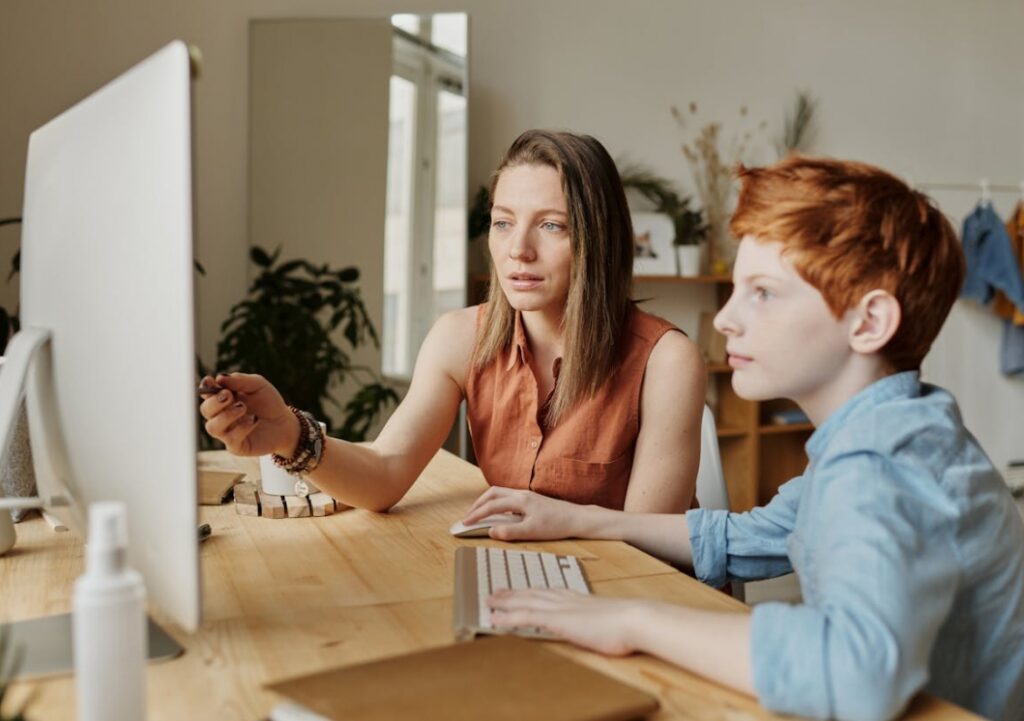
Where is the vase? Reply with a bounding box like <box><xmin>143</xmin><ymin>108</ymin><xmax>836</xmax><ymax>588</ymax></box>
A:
<box><xmin>706</xmin><ymin>220</ymin><xmax>737</xmax><ymax>276</ymax></box>
<box><xmin>675</xmin><ymin>244</ymin><xmax>704</xmax><ymax>277</ymax></box>
<box><xmin>0</xmin><ymin>400</ymin><xmax>37</xmax><ymax>524</ymax></box>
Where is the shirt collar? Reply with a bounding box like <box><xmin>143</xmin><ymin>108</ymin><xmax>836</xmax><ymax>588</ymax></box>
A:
<box><xmin>506</xmin><ymin>310</ymin><xmax>531</xmax><ymax>371</ymax></box>
<box><xmin>505</xmin><ymin>310</ymin><xmax>563</xmax><ymax>381</ymax></box>
<box><xmin>805</xmin><ymin>370</ymin><xmax>921</xmax><ymax>461</ymax></box>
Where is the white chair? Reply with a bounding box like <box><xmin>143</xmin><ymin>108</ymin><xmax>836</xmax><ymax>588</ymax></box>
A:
<box><xmin>695</xmin><ymin>405</ymin><xmax>729</xmax><ymax>512</ymax></box>
<box><xmin>694</xmin><ymin>405</ymin><xmax>745</xmax><ymax>602</ymax></box>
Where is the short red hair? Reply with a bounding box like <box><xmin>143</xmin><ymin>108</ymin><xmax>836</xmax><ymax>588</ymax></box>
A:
<box><xmin>730</xmin><ymin>155</ymin><xmax>964</xmax><ymax>371</ymax></box>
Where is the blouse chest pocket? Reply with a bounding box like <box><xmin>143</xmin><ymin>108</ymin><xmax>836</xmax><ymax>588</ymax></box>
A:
<box><xmin>534</xmin><ymin>453</ymin><xmax>632</xmax><ymax>509</ymax></box>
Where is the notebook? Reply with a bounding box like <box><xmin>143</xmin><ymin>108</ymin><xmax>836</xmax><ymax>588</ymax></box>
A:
<box><xmin>265</xmin><ymin>635</ymin><xmax>659</xmax><ymax>721</ymax></box>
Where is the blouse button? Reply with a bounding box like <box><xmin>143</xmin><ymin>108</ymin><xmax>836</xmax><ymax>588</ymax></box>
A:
<box><xmin>529</xmin><ymin>438</ymin><xmax>539</xmax><ymax>449</ymax></box>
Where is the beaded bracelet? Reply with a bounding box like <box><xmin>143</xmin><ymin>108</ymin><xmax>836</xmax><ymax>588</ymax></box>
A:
<box><xmin>272</xmin><ymin>407</ymin><xmax>325</xmax><ymax>476</ymax></box>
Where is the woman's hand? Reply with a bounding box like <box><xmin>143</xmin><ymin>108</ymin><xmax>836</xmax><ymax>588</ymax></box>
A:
<box><xmin>488</xmin><ymin>589</ymin><xmax>648</xmax><ymax>656</ymax></box>
<box><xmin>462</xmin><ymin>486</ymin><xmax>591</xmax><ymax>541</ymax></box>
<box><xmin>198</xmin><ymin>372</ymin><xmax>299</xmax><ymax>457</ymax></box>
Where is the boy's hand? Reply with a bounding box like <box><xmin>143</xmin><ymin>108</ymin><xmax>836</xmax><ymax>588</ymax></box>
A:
<box><xmin>488</xmin><ymin>589</ymin><xmax>647</xmax><ymax>656</ymax></box>
<box><xmin>462</xmin><ymin>487</ymin><xmax>588</xmax><ymax>541</ymax></box>
<box><xmin>198</xmin><ymin>372</ymin><xmax>299</xmax><ymax>457</ymax></box>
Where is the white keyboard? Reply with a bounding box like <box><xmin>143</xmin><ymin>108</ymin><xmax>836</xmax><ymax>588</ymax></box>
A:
<box><xmin>452</xmin><ymin>546</ymin><xmax>591</xmax><ymax>641</ymax></box>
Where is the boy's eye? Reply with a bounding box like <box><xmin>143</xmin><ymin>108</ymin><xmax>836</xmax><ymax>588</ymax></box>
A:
<box><xmin>753</xmin><ymin>287</ymin><xmax>773</xmax><ymax>302</ymax></box>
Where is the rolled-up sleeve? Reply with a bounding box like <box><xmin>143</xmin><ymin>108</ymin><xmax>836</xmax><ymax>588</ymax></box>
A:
<box><xmin>749</xmin><ymin>452</ymin><xmax>960</xmax><ymax>721</ymax></box>
<box><xmin>687</xmin><ymin>474</ymin><xmax>804</xmax><ymax>587</ymax></box>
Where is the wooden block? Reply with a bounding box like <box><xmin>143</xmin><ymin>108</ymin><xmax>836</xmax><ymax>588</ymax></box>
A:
<box><xmin>308</xmin><ymin>492</ymin><xmax>335</xmax><ymax>517</ymax></box>
<box><xmin>284</xmin><ymin>495</ymin><xmax>311</xmax><ymax>518</ymax></box>
<box><xmin>260</xmin><ymin>492</ymin><xmax>287</xmax><ymax>519</ymax></box>
<box><xmin>198</xmin><ymin>469</ymin><xmax>246</xmax><ymax>505</ymax></box>
<box><xmin>198</xmin><ymin>450</ymin><xmax>261</xmax><ymax>487</ymax></box>
<box><xmin>234</xmin><ymin>482</ymin><xmax>260</xmax><ymax>517</ymax></box>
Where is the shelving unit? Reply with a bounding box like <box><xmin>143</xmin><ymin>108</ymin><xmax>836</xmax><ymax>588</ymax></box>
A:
<box><xmin>467</xmin><ymin>273</ymin><xmax>812</xmax><ymax>512</ymax></box>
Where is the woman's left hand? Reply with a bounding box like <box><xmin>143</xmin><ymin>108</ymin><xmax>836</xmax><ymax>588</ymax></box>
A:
<box><xmin>462</xmin><ymin>486</ymin><xmax>587</xmax><ymax>541</ymax></box>
<box><xmin>488</xmin><ymin>589</ymin><xmax>647</xmax><ymax>656</ymax></box>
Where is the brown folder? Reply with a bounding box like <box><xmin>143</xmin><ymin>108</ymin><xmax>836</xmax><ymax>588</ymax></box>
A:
<box><xmin>265</xmin><ymin>635</ymin><xmax>659</xmax><ymax>721</ymax></box>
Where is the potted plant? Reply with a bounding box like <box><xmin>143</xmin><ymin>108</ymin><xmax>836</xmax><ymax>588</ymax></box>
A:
<box><xmin>467</xmin><ymin>185</ymin><xmax>492</xmax><ymax>276</ymax></box>
<box><xmin>0</xmin><ymin>218</ymin><xmax>22</xmax><ymax>353</ymax></box>
<box><xmin>201</xmin><ymin>246</ymin><xmax>398</xmax><ymax>445</ymax></box>
<box><xmin>619</xmin><ymin>166</ymin><xmax>708</xmax><ymax>276</ymax></box>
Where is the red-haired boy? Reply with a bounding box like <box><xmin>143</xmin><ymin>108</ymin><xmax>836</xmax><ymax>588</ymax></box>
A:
<box><xmin>465</xmin><ymin>156</ymin><xmax>1024</xmax><ymax>721</ymax></box>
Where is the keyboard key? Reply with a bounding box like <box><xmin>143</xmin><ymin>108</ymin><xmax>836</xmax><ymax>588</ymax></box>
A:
<box><xmin>560</xmin><ymin>556</ymin><xmax>589</xmax><ymax>594</ymax></box>
<box><xmin>541</xmin><ymin>553</ymin><xmax>567</xmax><ymax>589</ymax></box>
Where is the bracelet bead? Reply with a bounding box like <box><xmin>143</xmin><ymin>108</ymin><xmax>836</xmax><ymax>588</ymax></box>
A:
<box><xmin>271</xmin><ymin>407</ymin><xmax>324</xmax><ymax>476</ymax></box>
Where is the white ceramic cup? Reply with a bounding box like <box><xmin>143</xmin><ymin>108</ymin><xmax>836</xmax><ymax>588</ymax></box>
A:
<box><xmin>258</xmin><ymin>422</ymin><xmax>325</xmax><ymax>498</ymax></box>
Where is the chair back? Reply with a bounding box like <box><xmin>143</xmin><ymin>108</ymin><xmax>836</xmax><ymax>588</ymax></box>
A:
<box><xmin>695</xmin><ymin>405</ymin><xmax>729</xmax><ymax>511</ymax></box>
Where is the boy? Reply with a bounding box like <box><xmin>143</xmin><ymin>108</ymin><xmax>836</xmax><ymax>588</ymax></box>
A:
<box><xmin>464</xmin><ymin>156</ymin><xmax>1024</xmax><ymax>721</ymax></box>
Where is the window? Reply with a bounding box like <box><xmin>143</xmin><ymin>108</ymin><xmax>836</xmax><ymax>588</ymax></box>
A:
<box><xmin>382</xmin><ymin>16</ymin><xmax>467</xmax><ymax>379</ymax></box>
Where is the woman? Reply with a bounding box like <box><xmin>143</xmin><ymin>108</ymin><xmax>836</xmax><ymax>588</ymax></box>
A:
<box><xmin>200</xmin><ymin>129</ymin><xmax>705</xmax><ymax>513</ymax></box>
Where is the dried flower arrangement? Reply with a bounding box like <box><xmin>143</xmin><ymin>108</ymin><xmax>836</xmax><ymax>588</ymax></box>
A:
<box><xmin>672</xmin><ymin>102</ymin><xmax>765</xmax><ymax>273</ymax></box>
<box><xmin>774</xmin><ymin>89</ymin><xmax>819</xmax><ymax>158</ymax></box>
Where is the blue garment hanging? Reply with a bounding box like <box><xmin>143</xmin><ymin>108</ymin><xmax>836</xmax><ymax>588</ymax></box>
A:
<box><xmin>960</xmin><ymin>203</ymin><xmax>1024</xmax><ymax>309</ymax></box>
<box><xmin>1001</xmin><ymin>321</ymin><xmax>1024</xmax><ymax>376</ymax></box>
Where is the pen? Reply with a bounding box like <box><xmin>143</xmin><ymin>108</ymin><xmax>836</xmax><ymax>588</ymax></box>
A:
<box><xmin>197</xmin><ymin>380</ymin><xmax>223</xmax><ymax>396</ymax></box>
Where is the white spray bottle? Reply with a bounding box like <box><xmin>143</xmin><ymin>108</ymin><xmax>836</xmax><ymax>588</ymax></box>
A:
<box><xmin>73</xmin><ymin>501</ymin><xmax>146</xmax><ymax>721</ymax></box>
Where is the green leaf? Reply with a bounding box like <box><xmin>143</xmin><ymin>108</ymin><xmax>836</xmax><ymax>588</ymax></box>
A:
<box><xmin>336</xmin><ymin>267</ymin><xmax>359</xmax><ymax>283</ymax></box>
<box><xmin>250</xmin><ymin>246</ymin><xmax>273</xmax><ymax>268</ymax></box>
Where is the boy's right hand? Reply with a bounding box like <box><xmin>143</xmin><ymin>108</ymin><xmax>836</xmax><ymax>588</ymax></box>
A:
<box><xmin>198</xmin><ymin>373</ymin><xmax>300</xmax><ymax>458</ymax></box>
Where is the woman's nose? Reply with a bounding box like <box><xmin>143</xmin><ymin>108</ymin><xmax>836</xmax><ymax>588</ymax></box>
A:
<box><xmin>508</xmin><ymin>229</ymin><xmax>536</xmax><ymax>262</ymax></box>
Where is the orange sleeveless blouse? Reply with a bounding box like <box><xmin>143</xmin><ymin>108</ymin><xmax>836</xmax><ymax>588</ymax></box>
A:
<box><xmin>465</xmin><ymin>304</ymin><xmax>681</xmax><ymax>510</ymax></box>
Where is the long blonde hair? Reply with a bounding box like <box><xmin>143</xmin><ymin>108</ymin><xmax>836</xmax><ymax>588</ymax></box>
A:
<box><xmin>475</xmin><ymin>130</ymin><xmax>634</xmax><ymax>426</ymax></box>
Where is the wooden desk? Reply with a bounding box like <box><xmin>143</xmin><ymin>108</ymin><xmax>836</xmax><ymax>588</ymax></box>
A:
<box><xmin>2</xmin><ymin>450</ymin><xmax>977</xmax><ymax>720</ymax></box>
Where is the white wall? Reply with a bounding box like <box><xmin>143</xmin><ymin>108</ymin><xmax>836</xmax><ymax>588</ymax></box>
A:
<box><xmin>1</xmin><ymin>0</ymin><xmax>1021</xmax><ymax>467</ymax></box>
<box><xmin>249</xmin><ymin>19</ymin><xmax>391</xmax><ymax>420</ymax></box>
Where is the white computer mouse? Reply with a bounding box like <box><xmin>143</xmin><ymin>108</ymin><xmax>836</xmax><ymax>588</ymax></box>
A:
<box><xmin>449</xmin><ymin>513</ymin><xmax>522</xmax><ymax>538</ymax></box>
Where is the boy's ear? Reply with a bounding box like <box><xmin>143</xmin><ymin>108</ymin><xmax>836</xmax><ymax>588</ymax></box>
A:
<box><xmin>848</xmin><ymin>290</ymin><xmax>901</xmax><ymax>355</ymax></box>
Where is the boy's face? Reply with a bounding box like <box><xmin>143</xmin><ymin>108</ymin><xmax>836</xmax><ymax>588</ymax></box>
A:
<box><xmin>714</xmin><ymin>236</ymin><xmax>854</xmax><ymax>406</ymax></box>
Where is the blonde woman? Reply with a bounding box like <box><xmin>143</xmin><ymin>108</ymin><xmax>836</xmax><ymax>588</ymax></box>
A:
<box><xmin>200</xmin><ymin>130</ymin><xmax>705</xmax><ymax>513</ymax></box>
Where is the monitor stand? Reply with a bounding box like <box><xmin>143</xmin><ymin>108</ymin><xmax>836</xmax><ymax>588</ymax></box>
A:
<box><xmin>0</xmin><ymin>328</ymin><xmax>185</xmax><ymax>678</ymax></box>
<box><xmin>7</xmin><ymin>613</ymin><xmax>184</xmax><ymax>679</ymax></box>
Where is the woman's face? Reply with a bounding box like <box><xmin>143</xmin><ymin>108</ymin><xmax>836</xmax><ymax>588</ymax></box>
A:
<box><xmin>488</xmin><ymin>163</ymin><xmax>573</xmax><ymax>315</ymax></box>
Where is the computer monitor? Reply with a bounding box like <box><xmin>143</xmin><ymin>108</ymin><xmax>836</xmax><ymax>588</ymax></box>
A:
<box><xmin>0</xmin><ymin>41</ymin><xmax>201</xmax><ymax>636</ymax></box>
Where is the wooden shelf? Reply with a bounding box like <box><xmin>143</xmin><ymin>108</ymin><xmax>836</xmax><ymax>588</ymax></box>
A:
<box><xmin>706</xmin><ymin>362</ymin><xmax>732</xmax><ymax>374</ymax></box>
<box><xmin>758</xmin><ymin>422</ymin><xmax>815</xmax><ymax>435</ymax></box>
<box><xmin>716</xmin><ymin>426</ymin><xmax>747</xmax><ymax>438</ymax></box>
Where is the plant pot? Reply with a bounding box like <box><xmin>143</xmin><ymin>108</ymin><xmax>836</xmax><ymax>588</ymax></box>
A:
<box><xmin>676</xmin><ymin>244</ymin><xmax>704</xmax><ymax>277</ymax></box>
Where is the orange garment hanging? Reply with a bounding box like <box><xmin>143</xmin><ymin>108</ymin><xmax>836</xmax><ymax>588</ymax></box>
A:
<box><xmin>992</xmin><ymin>201</ymin><xmax>1024</xmax><ymax>325</ymax></box>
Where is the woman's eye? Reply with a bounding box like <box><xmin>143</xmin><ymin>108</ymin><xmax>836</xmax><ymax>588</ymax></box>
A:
<box><xmin>541</xmin><ymin>221</ymin><xmax>564</xmax><ymax>232</ymax></box>
<box><xmin>491</xmin><ymin>220</ymin><xmax>510</xmax><ymax>230</ymax></box>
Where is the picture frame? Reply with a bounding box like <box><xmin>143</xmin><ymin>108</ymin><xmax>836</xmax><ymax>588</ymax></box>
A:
<box><xmin>631</xmin><ymin>212</ymin><xmax>676</xmax><ymax>276</ymax></box>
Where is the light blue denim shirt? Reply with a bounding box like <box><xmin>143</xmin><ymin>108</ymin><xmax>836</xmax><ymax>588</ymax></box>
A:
<box><xmin>687</xmin><ymin>372</ymin><xmax>1024</xmax><ymax>721</ymax></box>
